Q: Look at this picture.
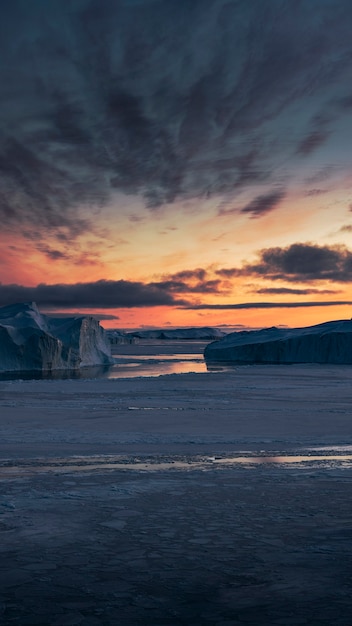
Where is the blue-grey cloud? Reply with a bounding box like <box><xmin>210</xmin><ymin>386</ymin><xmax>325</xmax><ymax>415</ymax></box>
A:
<box><xmin>0</xmin><ymin>0</ymin><xmax>352</xmax><ymax>240</ymax></box>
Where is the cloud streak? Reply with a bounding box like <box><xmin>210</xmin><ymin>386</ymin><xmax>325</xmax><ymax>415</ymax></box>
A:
<box><xmin>219</xmin><ymin>189</ymin><xmax>286</xmax><ymax>218</ymax></box>
<box><xmin>255</xmin><ymin>287</ymin><xmax>340</xmax><ymax>295</ymax></box>
<box><xmin>0</xmin><ymin>0</ymin><xmax>352</xmax><ymax>241</ymax></box>
<box><xmin>183</xmin><ymin>301</ymin><xmax>352</xmax><ymax>310</ymax></box>
<box><xmin>296</xmin><ymin>130</ymin><xmax>330</xmax><ymax>157</ymax></box>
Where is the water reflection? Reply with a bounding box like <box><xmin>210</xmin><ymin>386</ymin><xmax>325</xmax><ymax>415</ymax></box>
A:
<box><xmin>114</xmin><ymin>353</ymin><xmax>204</xmax><ymax>361</ymax></box>
<box><xmin>106</xmin><ymin>359</ymin><xmax>206</xmax><ymax>379</ymax></box>
<box><xmin>216</xmin><ymin>455</ymin><xmax>352</xmax><ymax>465</ymax></box>
<box><xmin>0</xmin><ymin>356</ymin><xmax>207</xmax><ymax>381</ymax></box>
<box><xmin>2</xmin><ymin>451</ymin><xmax>352</xmax><ymax>477</ymax></box>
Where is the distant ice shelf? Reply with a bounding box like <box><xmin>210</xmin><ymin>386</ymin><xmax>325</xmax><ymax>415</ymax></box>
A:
<box><xmin>127</xmin><ymin>327</ymin><xmax>226</xmax><ymax>340</ymax></box>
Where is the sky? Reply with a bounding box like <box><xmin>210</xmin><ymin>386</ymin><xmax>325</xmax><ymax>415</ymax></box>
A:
<box><xmin>1</xmin><ymin>0</ymin><xmax>352</xmax><ymax>329</ymax></box>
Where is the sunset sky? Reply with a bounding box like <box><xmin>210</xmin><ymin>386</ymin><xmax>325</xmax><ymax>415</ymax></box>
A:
<box><xmin>1</xmin><ymin>0</ymin><xmax>352</xmax><ymax>329</ymax></box>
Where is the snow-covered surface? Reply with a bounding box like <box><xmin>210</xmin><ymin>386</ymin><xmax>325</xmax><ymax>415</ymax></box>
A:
<box><xmin>204</xmin><ymin>319</ymin><xmax>352</xmax><ymax>364</ymax></box>
<box><xmin>0</xmin><ymin>302</ymin><xmax>113</xmax><ymax>371</ymax></box>
<box><xmin>128</xmin><ymin>326</ymin><xmax>225</xmax><ymax>340</ymax></box>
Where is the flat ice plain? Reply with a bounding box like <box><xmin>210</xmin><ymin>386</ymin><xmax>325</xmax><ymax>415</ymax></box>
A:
<box><xmin>1</xmin><ymin>341</ymin><xmax>352</xmax><ymax>625</ymax></box>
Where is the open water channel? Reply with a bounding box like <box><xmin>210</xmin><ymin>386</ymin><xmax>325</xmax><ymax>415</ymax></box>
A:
<box><xmin>0</xmin><ymin>340</ymin><xmax>215</xmax><ymax>381</ymax></box>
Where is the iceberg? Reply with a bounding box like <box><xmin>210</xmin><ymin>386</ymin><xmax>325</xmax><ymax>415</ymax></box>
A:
<box><xmin>204</xmin><ymin>319</ymin><xmax>352</xmax><ymax>364</ymax></box>
<box><xmin>0</xmin><ymin>302</ymin><xmax>114</xmax><ymax>371</ymax></box>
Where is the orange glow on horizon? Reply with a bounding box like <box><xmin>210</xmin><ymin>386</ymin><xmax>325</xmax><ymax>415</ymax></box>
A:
<box><xmin>3</xmin><ymin>185</ymin><xmax>352</xmax><ymax>330</ymax></box>
<box><xmin>93</xmin><ymin>303</ymin><xmax>352</xmax><ymax>331</ymax></box>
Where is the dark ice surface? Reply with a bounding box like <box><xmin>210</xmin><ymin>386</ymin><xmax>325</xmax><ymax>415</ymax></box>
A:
<box><xmin>1</xmin><ymin>363</ymin><xmax>352</xmax><ymax>624</ymax></box>
<box><xmin>1</xmin><ymin>464</ymin><xmax>352</xmax><ymax>625</ymax></box>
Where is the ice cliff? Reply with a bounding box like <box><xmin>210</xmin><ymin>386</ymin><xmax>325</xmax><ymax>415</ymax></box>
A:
<box><xmin>0</xmin><ymin>302</ymin><xmax>114</xmax><ymax>371</ymax></box>
<box><xmin>204</xmin><ymin>319</ymin><xmax>352</xmax><ymax>364</ymax></box>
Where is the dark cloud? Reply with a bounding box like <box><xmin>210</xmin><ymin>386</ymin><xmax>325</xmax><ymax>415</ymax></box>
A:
<box><xmin>215</xmin><ymin>267</ymin><xmax>243</xmax><ymax>278</ymax></box>
<box><xmin>43</xmin><ymin>312</ymin><xmax>120</xmax><ymax>320</ymax></box>
<box><xmin>0</xmin><ymin>0</ymin><xmax>352</xmax><ymax>238</ymax></box>
<box><xmin>296</xmin><ymin>130</ymin><xmax>330</xmax><ymax>157</ymax></box>
<box><xmin>339</xmin><ymin>225</ymin><xmax>352</xmax><ymax>232</ymax></box>
<box><xmin>0</xmin><ymin>279</ymin><xmax>186</xmax><ymax>309</ymax></box>
<box><xmin>0</xmin><ymin>137</ymin><xmax>101</xmax><ymax>242</ymax></box>
<box><xmin>241</xmin><ymin>189</ymin><xmax>285</xmax><ymax>218</ymax></box>
<box><xmin>183</xmin><ymin>301</ymin><xmax>352</xmax><ymax>310</ymax></box>
<box><xmin>216</xmin><ymin>243</ymin><xmax>352</xmax><ymax>283</ymax></box>
<box><xmin>219</xmin><ymin>188</ymin><xmax>285</xmax><ymax>218</ymax></box>
<box><xmin>165</xmin><ymin>269</ymin><xmax>208</xmax><ymax>282</ymax></box>
<box><xmin>152</xmin><ymin>279</ymin><xmax>223</xmax><ymax>294</ymax></box>
<box><xmin>33</xmin><ymin>243</ymin><xmax>104</xmax><ymax>266</ymax></box>
<box><xmin>295</xmin><ymin>109</ymin><xmax>332</xmax><ymax>157</ymax></box>
<box><xmin>151</xmin><ymin>268</ymin><xmax>226</xmax><ymax>295</ymax></box>
<box><xmin>255</xmin><ymin>287</ymin><xmax>340</xmax><ymax>295</ymax></box>
<box><xmin>248</xmin><ymin>244</ymin><xmax>352</xmax><ymax>282</ymax></box>
<box><xmin>336</xmin><ymin>94</ymin><xmax>352</xmax><ymax>109</ymax></box>
<box><xmin>305</xmin><ymin>166</ymin><xmax>337</xmax><ymax>184</ymax></box>
<box><xmin>35</xmin><ymin>245</ymin><xmax>71</xmax><ymax>261</ymax></box>
<box><xmin>304</xmin><ymin>188</ymin><xmax>329</xmax><ymax>197</ymax></box>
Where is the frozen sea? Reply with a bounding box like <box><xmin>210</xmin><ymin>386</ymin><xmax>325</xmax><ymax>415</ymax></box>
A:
<box><xmin>1</xmin><ymin>344</ymin><xmax>352</xmax><ymax>624</ymax></box>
